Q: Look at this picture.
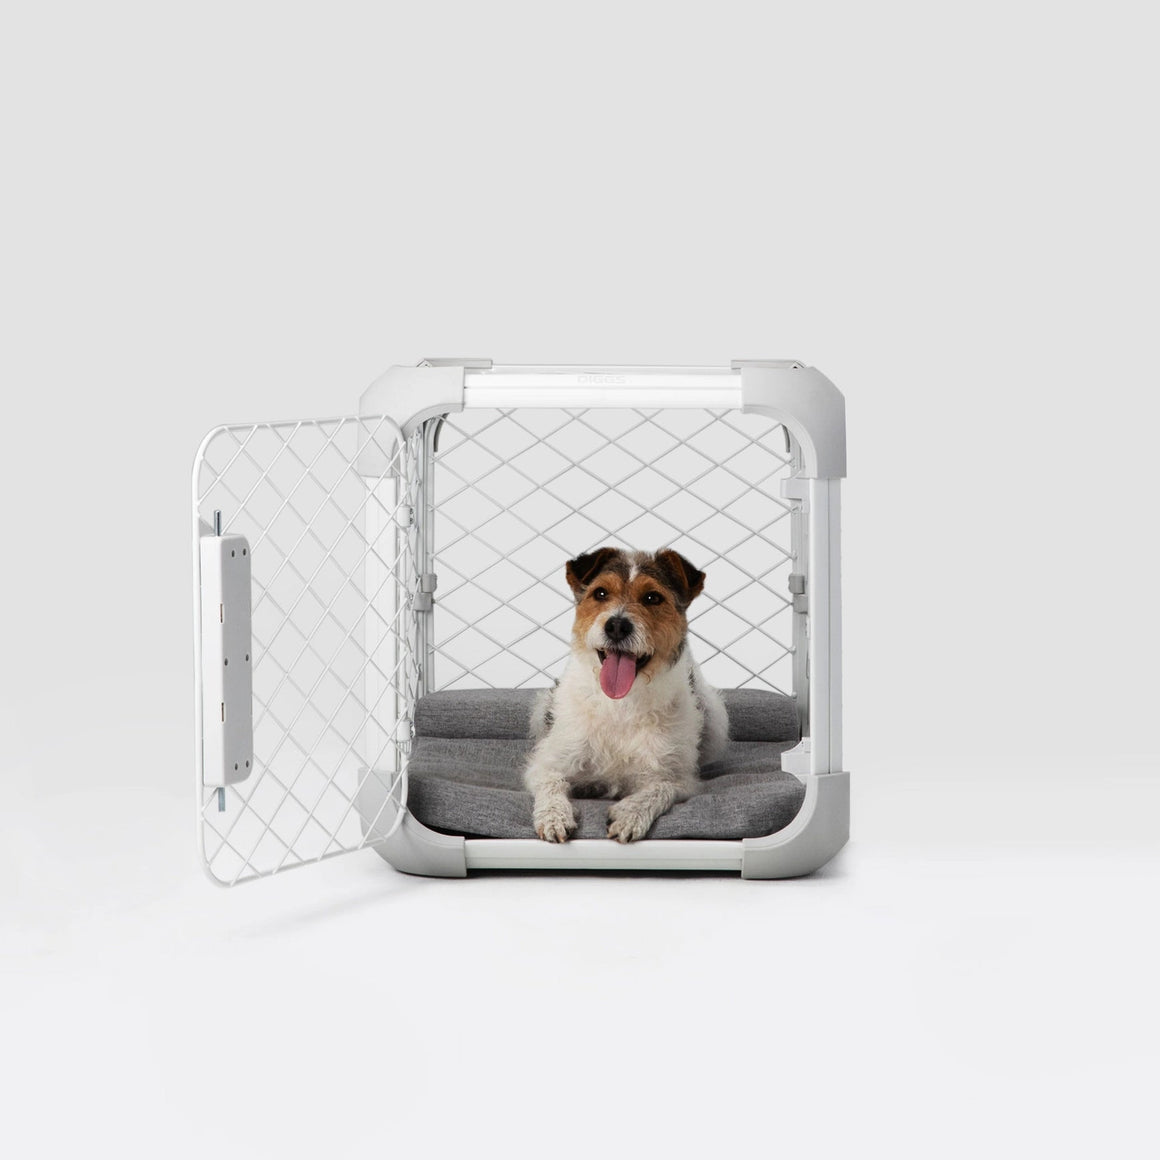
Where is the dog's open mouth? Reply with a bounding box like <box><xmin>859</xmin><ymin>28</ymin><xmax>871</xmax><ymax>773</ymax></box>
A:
<box><xmin>596</xmin><ymin>649</ymin><xmax>652</xmax><ymax>699</ymax></box>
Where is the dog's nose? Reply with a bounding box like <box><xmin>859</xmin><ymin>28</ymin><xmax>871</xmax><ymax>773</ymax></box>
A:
<box><xmin>604</xmin><ymin>615</ymin><xmax>633</xmax><ymax>643</ymax></box>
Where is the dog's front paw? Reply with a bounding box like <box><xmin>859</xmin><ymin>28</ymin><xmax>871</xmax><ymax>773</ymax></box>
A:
<box><xmin>534</xmin><ymin>800</ymin><xmax>577</xmax><ymax>843</ymax></box>
<box><xmin>606</xmin><ymin>800</ymin><xmax>654</xmax><ymax>843</ymax></box>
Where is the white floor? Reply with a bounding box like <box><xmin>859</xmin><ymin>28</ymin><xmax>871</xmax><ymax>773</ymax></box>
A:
<box><xmin>5</xmin><ymin>745</ymin><xmax>1157</xmax><ymax>1159</ymax></box>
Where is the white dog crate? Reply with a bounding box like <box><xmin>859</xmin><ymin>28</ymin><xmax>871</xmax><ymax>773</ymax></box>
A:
<box><xmin>192</xmin><ymin>361</ymin><xmax>847</xmax><ymax>883</ymax></box>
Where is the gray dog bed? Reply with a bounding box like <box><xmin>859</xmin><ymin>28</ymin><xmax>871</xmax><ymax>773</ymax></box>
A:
<box><xmin>403</xmin><ymin>688</ymin><xmax>806</xmax><ymax>841</ymax></box>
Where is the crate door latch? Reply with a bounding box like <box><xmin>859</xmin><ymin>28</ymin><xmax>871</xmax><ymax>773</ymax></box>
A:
<box><xmin>200</xmin><ymin>519</ymin><xmax>254</xmax><ymax>808</ymax></box>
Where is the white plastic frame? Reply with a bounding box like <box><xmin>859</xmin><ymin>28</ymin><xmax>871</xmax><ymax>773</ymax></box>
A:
<box><xmin>355</xmin><ymin>361</ymin><xmax>848</xmax><ymax>879</ymax></box>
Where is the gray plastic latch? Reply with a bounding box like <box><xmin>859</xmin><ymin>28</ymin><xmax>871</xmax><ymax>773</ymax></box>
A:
<box><xmin>788</xmin><ymin>572</ymin><xmax>807</xmax><ymax>612</ymax></box>
<box><xmin>200</xmin><ymin>532</ymin><xmax>254</xmax><ymax>789</ymax></box>
<box><xmin>414</xmin><ymin>573</ymin><xmax>438</xmax><ymax>612</ymax></box>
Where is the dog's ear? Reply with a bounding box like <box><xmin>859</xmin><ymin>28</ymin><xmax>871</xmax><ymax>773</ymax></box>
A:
<box><xmin>655</xmin><ymin>549</ymin><xmax>706</xmax><ymax>606</ymax></box>
<box><xmin>566</xmin><ymin>547</ymin><xmax>619</xmax><ymax>596</ymax></box>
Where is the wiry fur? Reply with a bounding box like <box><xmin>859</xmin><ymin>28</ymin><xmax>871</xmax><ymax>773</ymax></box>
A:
<box><xmin>524</xmin><ymin>547</ymin><xmax>729</xmax><ymax>843</ymax></box>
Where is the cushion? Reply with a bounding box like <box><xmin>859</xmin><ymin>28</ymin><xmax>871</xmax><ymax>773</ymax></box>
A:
<box><xmin>404</xmin><ymin>687</ymin><xmax>805</xmax><ymax>841</ymax></box>
<box><xmin>414</xmin><ymin>686</ymin><xmax>800</xmax><ymax>743</ymax></box>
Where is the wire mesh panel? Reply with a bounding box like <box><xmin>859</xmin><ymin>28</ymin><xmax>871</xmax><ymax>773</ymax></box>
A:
<box><xmin>429</xmin><ymin>408</ymin><xmax>797</xmax><ymax>695</ymax></box>
<box><xmin>194</xmin><ymin>416</ymin><xmax>419</xmax><ymax>885</ymax></box>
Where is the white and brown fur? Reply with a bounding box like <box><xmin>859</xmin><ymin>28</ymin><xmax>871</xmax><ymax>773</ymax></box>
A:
<box><xmin>524</xmin><ymin>547</ymin><xmax>729</xmax><ymax>843</ymax></box>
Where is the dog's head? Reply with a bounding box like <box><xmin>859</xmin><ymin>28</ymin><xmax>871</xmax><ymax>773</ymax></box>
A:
<box><xmin>564</xmin><ymin>546</ymin><xmax>706</xmax><ymax>700</ymax></box>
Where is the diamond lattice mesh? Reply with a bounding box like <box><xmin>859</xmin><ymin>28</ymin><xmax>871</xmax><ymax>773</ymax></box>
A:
<box><xmin>430</xmin><ymin>409</ymin><xmax>797</xmax><ymax>694</ymax></box>
<box><xmin>195</xmin><ymin>416</ymin><xmax>418</xmax><ymax>885</ymax></box>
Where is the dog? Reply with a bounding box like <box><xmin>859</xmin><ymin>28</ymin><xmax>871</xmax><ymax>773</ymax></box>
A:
<box><xmin>524</xmin><ymin>546</ymin><xmax>729</xmax><ymax>843</ymax></box>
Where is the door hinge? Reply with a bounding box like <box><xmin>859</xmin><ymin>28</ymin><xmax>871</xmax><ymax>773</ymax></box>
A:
<box><xmin>413</xmin><ymin>572</ymin><xmax>438</xmax><ymax>612</ymax></box>
<box><xmin>780</xmin><ymin>476</ymin><xmax>809</xmax><ymax>510</ymax></box>
<box><xmin>788</xmin><ymin>572</ymin><xmax>807</xmax><ymax>613</ymax></box>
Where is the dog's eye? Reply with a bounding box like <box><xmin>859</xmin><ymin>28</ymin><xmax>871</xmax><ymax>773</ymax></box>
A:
<box><xmin>642</xmin><ymin>591</ymin><xmax>665</xmax><ymax>606</ymax></box>
<box><xmin>592</xmin><ymin>587</ymin><xmax>609</xmax><ymax>602</ymax></box>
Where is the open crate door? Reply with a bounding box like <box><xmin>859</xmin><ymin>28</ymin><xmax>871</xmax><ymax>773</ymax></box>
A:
<box><xmin>192</xmin><ymin>414</ymin><xmax>419</xmax><ymax>886</ymax></box>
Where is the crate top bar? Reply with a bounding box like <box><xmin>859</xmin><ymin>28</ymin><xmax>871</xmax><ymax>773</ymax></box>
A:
<box><xmin>360</xmin><ymin>360</ymin><xmax>846</xmax><ymax>478</ymax></box>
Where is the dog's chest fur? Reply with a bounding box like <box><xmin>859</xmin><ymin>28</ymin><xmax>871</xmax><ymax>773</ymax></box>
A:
<box><xmin>534</xmin><ymin>652</ymin><xmax>716</xmax><ymax>796</ymax></box>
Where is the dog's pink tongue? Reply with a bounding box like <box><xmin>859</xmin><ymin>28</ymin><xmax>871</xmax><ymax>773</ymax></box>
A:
<box><xmin>600</xmin><ymin>652</ymin><xmax>637</xmax><ymax>699</ymax></box>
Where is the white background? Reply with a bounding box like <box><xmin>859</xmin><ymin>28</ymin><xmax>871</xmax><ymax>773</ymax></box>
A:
<box><xmin>3</xmin><ymin>2</ymin><xmax>1158</xmax><ymax>1157</ymax></box>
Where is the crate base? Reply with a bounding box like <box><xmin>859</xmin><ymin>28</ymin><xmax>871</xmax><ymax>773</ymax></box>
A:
<box><xmin>360</xmin><ymin>771</ymin><xmax>848</xmax><ymax>879</ymax></box>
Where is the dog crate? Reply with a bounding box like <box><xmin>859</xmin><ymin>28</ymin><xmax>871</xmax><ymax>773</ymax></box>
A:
<box><xmin>192</xmin><ymin>360</ymin><xmax>847</xmax><ymax>883</ymax></box>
